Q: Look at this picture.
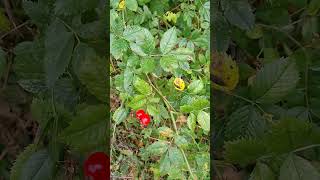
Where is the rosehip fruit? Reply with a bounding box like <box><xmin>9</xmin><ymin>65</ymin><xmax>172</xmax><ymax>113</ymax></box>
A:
<box><xmin>83</xmin><ymin>152</ymin><xmax>110</xmax><ymax>180</ymax></box>
<box><xmin>139</xmin><ymin>114</ymin><xmax>151</xmax><ymax>127</ymax></box>
<box><xmin>136</xmin><ymin>109</ymin><xmax>145</xmax><ymax>119</ymax></box>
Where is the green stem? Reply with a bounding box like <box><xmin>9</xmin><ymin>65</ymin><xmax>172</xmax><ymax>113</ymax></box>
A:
<box><xmin>146</xmin><ymin>74</ymin><xmax>195</xmax><ymax>178</ymax></box>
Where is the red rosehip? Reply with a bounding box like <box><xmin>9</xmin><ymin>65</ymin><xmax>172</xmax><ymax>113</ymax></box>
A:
<box><xmin>136</xmin><ymin>109</ymin><xmax>146</xmax><ymax>119</ymax></box>
<box><xmin>83</xmin><ymin>152</ymin><xmax>110</xmax><ymax>180</ymax></box>
<box><xmin>139</xmin><ymin>114</ymin><xmax>151</xmax><ymax>127</ymax></box>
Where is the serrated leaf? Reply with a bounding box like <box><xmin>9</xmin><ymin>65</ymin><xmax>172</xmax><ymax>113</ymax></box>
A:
<box><xmin>133</xmin><ymin>77</ymin><xmax>152</xmax><ymax>95</ymax></box>
<box><xmin>22</xmin><ymin>1</ymin><xmax>50</xmax><ymax>28</ymax></box>
<box><xmin>174</xmin><ymin>135</ymin><xmax>188</xmax><ymax>148</ymax></box>
<box><xmin>59</xmin><ymin>105</ymin><xmax>107</xmax><ymax>152</ymax></box>
<box><xmin>54</xmin><ymin>0</ymin><xmax>100</xmax><ymax>16</ymax></box>
<box><xmin>44</xmin><ymin>19</ymin><xmax>74</xmax><ymax>88</ymax></box>
<box><xmin>251</xmin><ymin>59</ymin><xmax>299</xmax><ymax>104</ymax></box>
<box><xmin>279</xmin><ymin>154</ymin><xmax>320</xmax><ymax>180</ymax></box>
<box><xmin>128</xmin><ymin>95</ymin><xmax>147</xmax><ymax>110</ymax></box>
<box><xmin>141</xmin><ymin>57</ymin><xmax>156</xmax><ymax>73</ymax></box>
<box><xmin>160</xmin><ymin>27</ymin><xmax>177</xmax><ymax>54</ymax></box>
<box><xmin>265</xmin><ymin>118</ymin><xmax>320</xmax><ymax>154</ymax></box>
<box><xmin>197</xmin><ymin>110</ymin><xmax>210</xmax><ymax>132</ymax></box>
<box><xmin>13</xmin><ymin>41</ymin><xmax>45</xmax><ymax>80</ymax></box>
<box><xmin>188</xmin><ymin>80</ymin><xmax>204</xmax><ymax>94</ymax></box>
<box><xmin>123</xmin><ymin>25</ymin><xmax>155</xmax><ymax>54</ymax></box>
<box><xmin>222</xmin><ymin>0</ymin><xmax>255</xmax><ymax>30</ymax></box>
<box><xmin>160</xmin><ymin>56</ymin><xmax>178</xmax><ymax>72</ymax></box>
<box><xmin>146</xmin><ymin>141</ymin><xmax>169</xmax><ymax>157</ymax></box>
<box><xmin>111</xmin><ymin>37</ymin><xmax>128</xmax><ymax>59</ymax></box>
<box><xmin>187</xmin><ymin>113</ymin><xmax>196</xmax><ymax>132</ymax></box>
<box><xmin>73</xmin><ymin>44</ymin><xmax>107</xmax><ymax>102</ymax></box>
<box><xmin>249</xmin><ymin>162</ymin><xmax>276</xmax><ymax>180</ymax></box>
<box><xmin>113</xmin><ymin>106</ymin><xmax>128</xmax><ymax>125</ymax></box>
<box><xmin>126</xmin><ymin>0</ymin><xmax>138</xmax><ymax>11</ymax></box>
<box><xmin>225</xmin><ymin>105</ymin><xmax>267</xmax><ymax>140</ymax></box>
<box><xmin>225</xmin><ymin>138</ymin><xmax>267</xmax><ymax>167</ymax></box>
<box><xmin>10</xmin><ymin>144</ymin><xmax>37</xmax><ymax>180</ymax></box>
<box><xmin>18</xmin><ymin>79</ymin><xmax>47</xmax><ymax>94</ymax></box>
<box><xmin>180</xmin><ymin>98</ymin><xmax>209</xmax><ymax>113</ymax></box>
<box><xmin>20</xmin><ymin>149</ymin><xmax>54</xmax><ymax>180</ymax></box>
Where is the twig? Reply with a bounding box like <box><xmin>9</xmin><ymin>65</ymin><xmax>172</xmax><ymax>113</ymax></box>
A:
<box><xmin>0</xmin><ymin>148</ymin><xmax>8</xmax><ymax>160</ymax></box>
<box><xmin>1</xmin><ymin>52</ymin><xmax>12</xmax><ymax>90</ymax></box>
<box><xmin>0</xmin><ymin>21</ymin><xmax>29</xmax><ymax>40</ymax></box>
<box><xmin>3</xmin><ymin>0</ymin><xmax>17</xmax><ymax>27</ymax></box>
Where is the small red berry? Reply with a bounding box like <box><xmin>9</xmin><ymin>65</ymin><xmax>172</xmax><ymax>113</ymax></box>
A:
<box><xmin>136</xmin><ymin>109</ymin><xmax>146</xmax><ymax>119</ymax></box>
<box><xmin>140</xmin><ymin>114</ymin><xmax>151</xmax><ymax>127</ymax></box>
<box><xmin>83</xmin><ymin>152</ymin><xmax>110</xmax><ymax>180</ymax></box>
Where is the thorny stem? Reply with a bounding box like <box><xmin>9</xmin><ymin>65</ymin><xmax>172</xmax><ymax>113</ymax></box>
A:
<box><xmin>146</xmin><ymin>74</ymin><xmax>195</xmax><ymax>179</ymax></box>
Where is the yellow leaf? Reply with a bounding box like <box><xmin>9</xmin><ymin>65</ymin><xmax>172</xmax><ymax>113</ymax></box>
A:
<box><xmin>174</xmin><ymin>77</ymin><xmax>185</xmax><ymax>91</ymax></box>
<box><xmin>212</xmin><ymin>52</ymin><xmax>239</xmax><ymax>91</ymax></box>
<box><xmin>118</xmin><ymin>0</ymin><xmax>125</xmax><ymax>10</ymax></box>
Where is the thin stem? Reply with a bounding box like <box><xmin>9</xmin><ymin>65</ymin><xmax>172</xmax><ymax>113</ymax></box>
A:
<box><xmin>56</xmin><ymin>17</ymin><xmax>81</xmax><ymax>44</ymax></box>
<box><xmin>146</xmin><ymin>74</ymin><xmax>195</xmax><ymax>178</ymax></box>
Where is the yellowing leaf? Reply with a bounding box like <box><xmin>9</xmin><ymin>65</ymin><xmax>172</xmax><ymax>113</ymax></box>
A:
<box><xmin>173</xmin><ymin>77</ymin><xmax>185</xmax><ymax>91</ymax></box>
<box><xmin>212</xmin><ymin>52</ymin><xmax>239</xmax><ymax>91</ymax></box>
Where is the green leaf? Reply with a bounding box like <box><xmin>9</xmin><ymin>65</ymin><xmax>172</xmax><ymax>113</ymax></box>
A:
<box><xmin>308</xmin><ymin>0</ymin><xmax>320</xmax><ymax>16</ymax></box>
<box><xmin>147</xmin><ymin>104</ymin><xmax>160</xmax><ymax>117</ymax></box>
<box><xmin>225</xmin><ymin>138</ymin><xmax>267</xmax><ymax>167</ymax></box>
<box><xmin>265</xmin><ymin>118</ymin><xmax>320</xmax><ymax>154</ymax></box>
<box><xmin>111</xmin><ymin>36</ymin><xmax>128</xmax><ymax>59</ymax></box>
<box><xmin>113</xmin><ymin>106</ymin><xmax>129</xmax><ymax>125</ymax></box>
<box><xmin>13</xmin><ymin>41</ymin><xmax>45</xmax><ymax>80</ymax></box>
<box><xmin>213</xmin><ymin>12</ymin><xmax>230</xmax><ymax>52</ymax></box>
<box><xmin>249</xmin><ymin>162</ymin><xmax>276</xmax><ymax>180</ymax></box>
<box><xmin>174</xmin><ymin>135</ymin><xmax>188</xmax><ymax>148</ymax></box>
<box><xmin>0</xmin><ymin>11</ymin><xmax>10</xmax><ymax>32</ymax></box>
<box><xmin>45</xmin><ymin>19</ymin><xmax>74</xmax><ymax>88</ymax></box>
<box><xmin>160</xmin><ymin>146</ymin><xmax>185</xmax><ymax>178</ymax></box>
<box><xmin>250</xmin><ymin>59</ymin><xmax>300</xmax><ymax>104</ymax></box>
<box><xmin>10</xmin><ymin>144</ymin><xmax>37</xmax><ymax>180</ymax></box>
<box><xmin>54</xmin><ymin>0</ymin><xmax>100</xmax><ymax>16</ymax></box>
<box><xmin>141</xmin><ymin>57</ymin><xmax>156</xmax><ymax>73</ymax></box>
<box><xmin>59</xmin><ymin>105</ymin><xmax>107</xmax><ymax>152</ymax></box>
<box><xmin>225</xmin><ymin>105</ymin><xmax>267</xmax><ymax>140</ymax></box>
<box><xmin>160</xmin><ymin>56</ymin><xmax>178</xmax><ymax>72</ymax></box>
<box><xmin>73</xmin><ymin>44</ymin><xmax>107</xmax><ymax>102</ymax></box>
<box><xmin>20</xmin><ymin>149</ymin><xmax>55</xmax><ymax>180</ymax></box>
<box><xmin>222</xmin><ymin>0</ymin><xmax>255</xmax><ymax>30</ymax></box>
<box><xmin>129</xmin><ymin>42</ymin><xmax>147</xmax><ymax>56</ymax></box>
<box><xmin>30</xmin><ymin>98</ymin><xmax>51</xmax><ymax>127</ymax></box>
<box><xmin>197</xmin><ymin>110</ymin><xmax>210</xmax><ymax>132</ymax></box>
<box><xmin>133</xmin><ymin>77</ymin><xmax>152</xmax><ymax>94</ymax></box>
<box><xmin>180</xmin><ymin>98</ymin><xmax>209</xmax><ymax>113</ymax></box>
<box><xmin>160</xmin><ymin>27</ymin><xmax>177</xmax><ymax>54</ymax></box>
<box><xmin>279</xmin><ymin>154</ymin><xmax>320</xmax><ymax>180</ymax></box>
<box><xmin>18</xmin><ymin>79</ymin><xmax>47</xmax><ymax>94</ymax></box>
<box><xmin>22</xmin><ymin>1</ymin><xmax>50</xmax><ymax>28</ymax></box>
<box><xmin>188</xmin><ymin>80</ymin><xmax>204</xmax><ymax>94</ymax></box>
<box><xmin>123</xmin><ymin>26</ymin><xmax>155</xmax><ymax>54</ymax></box>
<box><xmin>128</xmin><ymin>95</ymin><xmax>147</xmax><ymax>110</ymax></box>
<box><xmin>126</xmin><ymin>0</ymin><xmax>138</xmax><ymax>11</ymax></box>
<box><xmin>145</xmin><ymin>141</ymin><xmax>169</xmax><ymax>157</ymax></box>
<box><xmin>187</xmin><ymin>113</ymin><xmax>196</xmax><ymax>132</ymax></box>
